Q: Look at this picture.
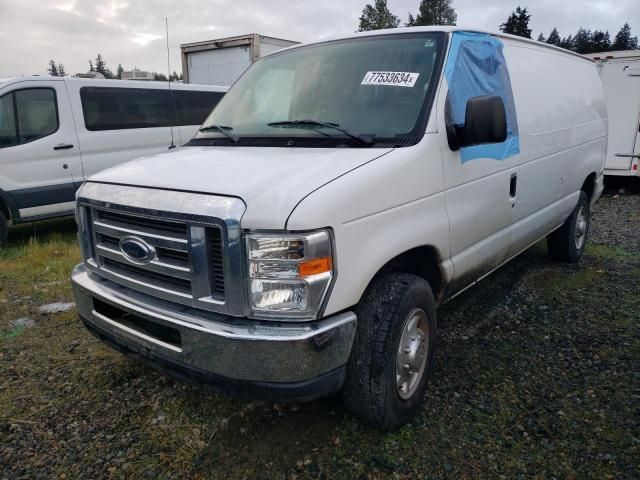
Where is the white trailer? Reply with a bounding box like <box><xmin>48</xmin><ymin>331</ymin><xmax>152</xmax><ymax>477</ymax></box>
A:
<box><xmin>589</xmin><ymin>50</ymin><xmax>640</xmax><ymax>177</ymax></box>
<box><xmin>181</xmin><ymin>34</ymin><xmax>298</xmax><ymax>86</ymax></box>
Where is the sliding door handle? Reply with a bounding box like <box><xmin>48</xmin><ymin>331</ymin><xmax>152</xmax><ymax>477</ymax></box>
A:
<box><xmin>509</xmin><ymin>173</ymin><xmax>518</xmax><ymax>199</ymax></box>
<box><xmin>53</xmin><ymin>143</ymin><xmax>74</xmax><ymax>150</ymax></box>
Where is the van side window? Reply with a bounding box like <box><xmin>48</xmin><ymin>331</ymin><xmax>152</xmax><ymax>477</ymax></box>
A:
<box><xmin>15</xmin><ymin>89</ymin><xmax>59</xmax><ymax>143</ymax></box>
<box><xmin>175</xmin><ymin>90</ymin><xmax>224</xmax><ymax>126</ymax></box>
<box><xmin>0</xmin><ymin>93</ymin><xmax>17</xmax><ymax>147</ymax></box>
<box><xmin>0</xmin><ymin>88</ymin><xmax>58</xmax><ymax>148</ymax></box>
<box><xmin>81</xmin><ymin>87</ymin><xmax>174</xmax><ymax>131</ymax></box>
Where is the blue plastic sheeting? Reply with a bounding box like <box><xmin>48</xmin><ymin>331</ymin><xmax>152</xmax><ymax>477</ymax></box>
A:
<box><xmin>444</xmin><ymin>31</ymin><xmax>520</xmax><ymax>162</ymax></box>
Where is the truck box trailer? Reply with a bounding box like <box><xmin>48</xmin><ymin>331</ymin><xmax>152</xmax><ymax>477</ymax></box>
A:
<box><xmin>181</xmin><ymin>33</ymin><xmax>299</xmax><ymax>86</ymax></box>
<box><xmin>588</xmin><ymin>50</ymin><xmax>640</xmax><ymax>177</ymax></box>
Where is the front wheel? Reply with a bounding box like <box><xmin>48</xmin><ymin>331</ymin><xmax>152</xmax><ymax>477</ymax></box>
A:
<box><xmin>342</xmin><ymin>273</ymin><xmax>436</xmax><ymax>429</ymax></box>
<box><xmin>547</xmin><ymin>191</ymin><xmax>590</xmax><ymax>263</ymax></box>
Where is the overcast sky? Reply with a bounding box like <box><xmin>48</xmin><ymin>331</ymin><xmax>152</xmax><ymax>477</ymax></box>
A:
<box><xmin>1</xmin><ymin>0</ymin><xmax>638</xmax><ymax>77</ymax></box>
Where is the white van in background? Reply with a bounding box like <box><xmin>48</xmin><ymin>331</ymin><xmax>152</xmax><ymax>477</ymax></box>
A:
<box><xmin>72</xmin><ymin>27</ymin><xmax>606</xmax><ymax>428</ymax></box>
<box><xmin>0</xmin><ymin>76</ymin><xmax>227</xmax><ymax>244</ymax></box>
<box><xmin>589</xmin><ymin>50</ymin><xmax>640</xmax><ymax>177</ymax></box>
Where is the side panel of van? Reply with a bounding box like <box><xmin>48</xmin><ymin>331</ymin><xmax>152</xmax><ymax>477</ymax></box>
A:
<box><xmin>0</xmin><ymin>79</ymin><xmax>83</xmax><ymax>220</ymax></box>
<box><xmin>503</xmin><ymin>42</ymin><xmax>607</xmax><ymax>256</ymax></box>
<box><xmin>65</xmin><ymin>82</ymin><xmax>225</xmax><ymax>179</ymax></box>
<box><xmin>599</xmin><ymin>59</ymin><xmax>640</xmax><ymax>173</ymax></box>
<box><xmin>65</xmin><ymin>83</ymin><xmax>176</xmax><ymax>179</ymax></box>
<box><xmin>438</xmin><ymin>33</ymin><xmax>606</xmax><ymax>293</ymax></box>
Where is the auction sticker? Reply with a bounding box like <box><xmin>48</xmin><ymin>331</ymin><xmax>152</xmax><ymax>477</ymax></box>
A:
<box><xmin>361</xmin><ymin>71</ymin><xmax>420</xmax><ymax>87</ymax></box>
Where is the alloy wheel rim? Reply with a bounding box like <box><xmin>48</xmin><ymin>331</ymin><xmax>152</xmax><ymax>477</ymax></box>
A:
<box><xmin>575</xmin><ymin>206</ymin><xmax>587</xmax><ymax>250</ymax></box>
<box><xmin>396</xmin><ymin>308</ymin><xmax>429</xmax><ymax>400</ymax></box>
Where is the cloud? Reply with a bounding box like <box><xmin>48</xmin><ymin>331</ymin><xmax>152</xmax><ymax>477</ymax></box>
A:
<box><xmin>131</xmin><ymin>33</ymin><xmax>164</xmax><ymax>46</ymax></box>
<box><xmin>1</xmin><ymin>0</ymin><xmax>638</xmax><ymax>78</ymax></box>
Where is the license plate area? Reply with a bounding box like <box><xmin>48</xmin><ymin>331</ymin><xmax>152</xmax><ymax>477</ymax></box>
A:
<box><xmin>92</xmin><ymin>298</ymin><xmax>182</xmax><ymax>351</ymax></box>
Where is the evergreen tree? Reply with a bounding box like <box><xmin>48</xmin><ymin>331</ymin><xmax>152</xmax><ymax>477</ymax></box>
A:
<box><xmin>47</xmin><ymin>60</ymin><xmax>59</xmax><ymax>77</ymax></box>
<box><xmin>58</xmin><ymin>63</ymin><xmax>66</xmax><ymax>76</ymax></box>
<box><xmin>358</xmin><ymin>0</ymin><xmax>401</xmax><ymax>31</ymax></box>
<box><xmin>573</xmin><ymin>28</ymin><xmax>593</xmax><ymax>54</ymax></box>
<box><xmin>537</xmin><ymin>33</ymin><xmax>546</xmax><ymax>42</ymax></box>
<box><xmin>499</xmin><ymin>6</ymin><xmax>532</xmax><ymax>39</ymax></box>
<box><xmin>407</xmin><ymin>0</ymin><xmax>457</xmax><ymax>26</ymax></box>
<box><xmin>612</xmin><ymin>23</ymin><xmax>639</xmax><ymax>50</ymax></box>
<box><xmin>95</xmin><ymin>54</ymin><xmax>106</xmax><ymax>74</ymax></box>
<box><xmin>94</xmin><ymin>54</ymin><xmax>114</xmax><ymax>78</ymax></box>
<box><xmin>116</xmin><ymin>63</ymin><xmax>124</xmax><ymax>80</ymax></box>
<box><xmin>88</xmin><ymin>60</ymin><xmax>95</xmax><ymax>72</ymax></box>
<box><xmin>559</xmin><ymin>34</ymin><xmax>574</xmax><ymax>51</ymax></box>
<box><xmin>152</xmin><ymin>72</ymin><xmax>168</xmax><ymax>81</ymax></box>
<box><xmin>546</xmin><ymin>27</ymin><xmax>562</xmax><ymax>46</ymax></box>
<box><xmin>591</xmin><ymin>30</ymin><xmax>611</xmax><ymax>52</ymax></box>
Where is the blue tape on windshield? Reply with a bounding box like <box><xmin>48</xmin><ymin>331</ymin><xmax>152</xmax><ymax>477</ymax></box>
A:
<box><xmin>445</xmin><ymin>31</ymin><xmax>520</xmax><ymax>162</ymax></box>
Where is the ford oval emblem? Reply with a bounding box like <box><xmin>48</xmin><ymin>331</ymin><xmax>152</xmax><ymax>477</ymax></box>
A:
<box><xmin>119</xmin><ymin>236</ymin><xmax>156</xmax><ymax>265</ymax></box>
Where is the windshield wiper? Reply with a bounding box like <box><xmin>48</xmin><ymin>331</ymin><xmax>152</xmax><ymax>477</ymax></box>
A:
<box><xmin>267</xmin><ymin>120</ymin><xmax>374</xmax><ymax>146</ymax></box>
<box><xmin>198</xmin><ymin>124</ymin><xmax>239</xmax><ymax>143</ymax></box>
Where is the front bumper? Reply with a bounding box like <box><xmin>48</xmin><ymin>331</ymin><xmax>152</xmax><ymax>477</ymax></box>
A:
<box><xmin>71</xmin><ymin>264</ymin><xmax>357</xmax><ymax>400</ymax></box>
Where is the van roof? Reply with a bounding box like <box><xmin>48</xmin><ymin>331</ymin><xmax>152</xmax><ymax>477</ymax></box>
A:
<box><xmin>0</xmin><ymin>75</ymin><xmax>228</xmax><ymax>91</ymax></box>
<box><xmin>274</xmin><ymin>26</ymin><xmax>593</xmax><ymax>63</ymax></box>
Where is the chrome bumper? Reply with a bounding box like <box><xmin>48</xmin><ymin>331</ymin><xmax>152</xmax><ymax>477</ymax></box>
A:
<box><xmin>71</xmin><ymin>264</ymin><xmax>357</xmax><ymax>386</ymax></box>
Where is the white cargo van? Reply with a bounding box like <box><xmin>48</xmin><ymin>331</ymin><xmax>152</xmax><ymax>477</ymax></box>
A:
<box><xmin>0</xmin><ymin>76</ymin><xmax>227</xmax><ymax>243</ymax></box>
<box><xmin>589</xmin><ymin>51</ymin><xmax>640</xmax><ymax>177</ymax></box>
<box><xmin>71</xmin><ymin>27</ymin><xmax>606</xmax><ymax>428</ymax></box>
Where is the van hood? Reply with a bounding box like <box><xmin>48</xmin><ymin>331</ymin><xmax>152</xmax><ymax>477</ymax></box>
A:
<box><xmin>88</xmin><ymin>146</ymin><xmax>394</xmax><ymax>229</ymax></box>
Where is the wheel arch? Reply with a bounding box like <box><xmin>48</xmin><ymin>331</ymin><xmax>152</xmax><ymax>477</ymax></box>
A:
<box><xmin>581</xmin><ymin>172</ymin><xmax>597</xmax><ymax>201</ymax></box>
<box><xmin>0</xmin><ymin>189</ymin><xmax>19</xmax><ymax>224</ymax></box>
<box><xmin>361</xmin><ymin>245</ymin><xmax>446</xmax><ymax>304</ymax></box>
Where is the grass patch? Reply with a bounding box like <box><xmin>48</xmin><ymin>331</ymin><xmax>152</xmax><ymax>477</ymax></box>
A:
<box><xmin>1</xmin><ymin>199</ymin><xmax>638</xmax><ymax>479</ymax></box>
<box><xmin>530</xmin><ymin>267</ymin><xmax>601</xmax><ymax>296</ymax></box>
<box><xmin>587</xmin><ymin>243</ymin><xmax>633</xmax><ymax>259</ymax></box>
<box><xmin>0</xmin><ymin>325</ymin><xmax>25</xmax><ymax>340</ymax></box>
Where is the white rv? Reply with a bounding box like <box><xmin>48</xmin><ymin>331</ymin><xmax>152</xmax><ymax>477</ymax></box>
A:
<box><xmin>72</xmin><ymin>27</ymin><xmax>606</xmax><ymax>428</ymax></box>
<box><xmin>589</xmin><ymin>50</ymin><xmax>640</xmax><ymax>177</ymax></box>
<box><xmin>0</xmin><ymin>76</ymin><xmax>227</xmax><ymax>244</ymax></box>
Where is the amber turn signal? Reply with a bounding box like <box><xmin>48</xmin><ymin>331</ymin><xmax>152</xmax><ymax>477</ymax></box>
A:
<box><xmin>298</xmin><ymin>257</ymin><xmax>332</xmax><ymax>277</ymax></box>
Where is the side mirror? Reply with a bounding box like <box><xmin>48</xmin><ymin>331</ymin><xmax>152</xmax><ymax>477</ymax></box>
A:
<box><xmin>447</xmin><ymin>95</ymin><xmax>507</xmax><ymax>151</ymax></box>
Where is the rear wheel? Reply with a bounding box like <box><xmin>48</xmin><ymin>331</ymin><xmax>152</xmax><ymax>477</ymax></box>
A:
<box><xmin>343</xmin><ymin>273</ymin><xmax>436</xmax><ymax>429</ymax></box>
<box><xmin>0</xmin><ymin>211</ymin><xmax>8</xmax><ymax>247</ymax></box>
<box><xmin>547</xmin><ymin>191</ymin><xmax>590</xmax><ymax>263</ymax></box>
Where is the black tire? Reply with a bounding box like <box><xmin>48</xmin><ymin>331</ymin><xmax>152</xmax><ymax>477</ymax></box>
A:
<box><xmin>547</xmin><ymin>191</ymin><xmax>590</xmax><ymax>263</ymax></box>
<box><xmin>0</xmin><ymin>210</ymin><xmax>8</xmax><ymax>247</ymax></box>
<box><xmin>343</xmin><ymin>273</ymin><xmax>436</xmax><ymax>429</ymax></box>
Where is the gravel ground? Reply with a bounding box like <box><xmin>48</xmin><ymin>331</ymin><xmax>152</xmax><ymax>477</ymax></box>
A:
<box><xmin>1</xmin><ymin>186</ymin><xmax>638</xmax><ymax>479</ymax></box>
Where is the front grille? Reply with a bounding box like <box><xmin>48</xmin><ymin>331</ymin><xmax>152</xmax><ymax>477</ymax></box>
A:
<box><xmin>88</xmin><ymin>207</ymin><xmax>225</xmax><ymax>307</ymax></box>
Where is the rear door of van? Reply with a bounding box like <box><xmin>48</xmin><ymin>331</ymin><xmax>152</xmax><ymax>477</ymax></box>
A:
<box><xmin>601</xmin><ymin>60</ymin><xmax>640</xmax><ymax>172</ymax></box>
<box><xmin>65</xmin><ymin>80</ymin><xmax>175</xmax><ymax>179</ymax></box>
<box><xmin>0</xmin><ymin>79</ymin><xmax>83</xmax><ymax>219</ymax></box>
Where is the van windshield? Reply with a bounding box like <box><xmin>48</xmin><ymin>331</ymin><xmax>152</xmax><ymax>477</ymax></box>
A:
<box><xmin>192</xmin><ymin>32</ymin><xmax>445</xmax><ymax>148</ymax></box>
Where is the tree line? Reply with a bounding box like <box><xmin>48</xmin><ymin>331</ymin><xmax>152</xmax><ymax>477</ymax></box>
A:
<box><xmin>47</xmin><ymin>54</ymin><xmax>183</xmax><ymax>81</ymax></box>
<box><xmin>500</xmin><ymin>6</ymin><xmax>638</xmax><ymax>53</ymax></box>
<box><xmin>358</xmin><ymin>0</ymin><xmax>639</xmax><ymax>53</ymax></box>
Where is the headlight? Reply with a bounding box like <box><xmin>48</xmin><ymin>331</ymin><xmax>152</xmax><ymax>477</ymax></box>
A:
<box><xmin>246</xmin><ymin>230</ymin><xmax>333</xmax><ymax>320</ymax></box>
